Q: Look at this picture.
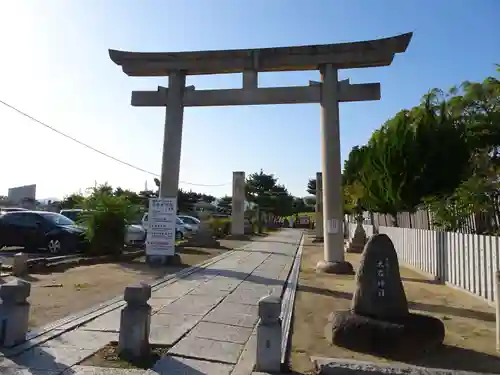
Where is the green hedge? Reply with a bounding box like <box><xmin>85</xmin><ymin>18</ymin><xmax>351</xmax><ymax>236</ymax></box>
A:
<box><xmin>207</xmin><ymin>217</ymin><xmax>231</xmax><ymax>238</ymax></box>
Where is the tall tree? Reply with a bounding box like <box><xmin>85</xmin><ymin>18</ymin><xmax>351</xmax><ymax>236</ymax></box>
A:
<box><xmin>60</xmin><ymin>193</ymin><xmax>85</xmax><ymax>209</ymax></box>
<box><xmin>200</xmin><ymin>194</ymin><xmax>216</xmax><ymax>203</ymax></box>
<box><xmin>178</xmin><ymin>189</ymin><xmax>202</xmax><ymax>212</ymax></box>
<box><xmin>245</xmin><ymin>170</ymin><xmax>279</xmax><ymax>213</ymax></box>
<box><xmin>306</xmin><ymin>178</ymin><xmax>316</xmax><ymax>195</ymax></box>
<box><xmin>292</xmin><ymin>197</ymin><xmax>310</xmax><ymax>214</ymax></box>
<box><xmin>217</xmin><ymin>196</ymin><xmax>232</xmax><ymax>213</ymax></box>
<box><xmin>269</xmin><ymin>184</ymin><xmax>294</xmax><ymax>217</ymax></box>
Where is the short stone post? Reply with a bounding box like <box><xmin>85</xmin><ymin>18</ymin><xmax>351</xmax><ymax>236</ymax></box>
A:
<box><xmin>255</xmin><ymin>295</ymin><xmax>282</xmax><ymax>373</ymax></box>
<box><xmin>0</xmin><ymin>278</ymin><xmax>31</xmax><ymax>347</ymax></box>
<box><xmin>496</xmin><ymin>271</ymin><xmax>500</xmax><ymax>352</ymax></box>
<box><xmin>12</xmin><ymin>253</ymin><xmax>28</xmax><ymax>277</ymax></box>
<box><xmin>118</xmin><ymin>283</ymin><xmax>152</xmax><ymax>360</ymax></box>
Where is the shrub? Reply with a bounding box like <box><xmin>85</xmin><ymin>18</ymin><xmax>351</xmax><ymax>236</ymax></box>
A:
<box><xmin>207</xmin><ymin>217</ymin><xmax>231</xmax><ymax>238</ymax></box>
<box><xmin>79</xmin><ymin>190</ymin><xmax>139</xmax><ymax>257</ymax></box>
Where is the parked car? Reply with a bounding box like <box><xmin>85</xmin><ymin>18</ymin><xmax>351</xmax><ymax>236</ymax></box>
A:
<box><xmin>141</xmin><ymin>213</ymin><xmax>192</xmax><ymax>240</ymax></box>
<box><xmin>177</xmin><ymin>215</ymin><xmax>201</xmax><ymax>234</ymax></box>
<box><xmin>60</xmin><ymin>209</ymin><xmax>146</xmax><ymax>247</ymax></box>
<box><xmin>0</xmin><ymin>211</ymin><xmax>87</xmax><ymax>254</ymax></box>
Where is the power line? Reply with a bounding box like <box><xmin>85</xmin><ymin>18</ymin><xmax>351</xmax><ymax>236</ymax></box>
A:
<box><xmin>0</xmin><ymin>99</ymin><xmax>230</xmax><ymax>187</ymax></box>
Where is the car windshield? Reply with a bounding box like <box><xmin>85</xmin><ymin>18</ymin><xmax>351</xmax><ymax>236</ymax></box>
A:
<box><xmin>61</xmin><ymin>210</ymin><xmax>82</xmax><ymax>221</ymax></box>
<box><xmin>176</xmin><ymin>217</ymin><xmax>184</xmax><ymax>225</ymax></box>
<box><xmin>180</xmin><ymin>216</ymin><xmax>199</xmax><ymax>224</ymax></box>
<box><xmin>39</xmin><ymin>212</ymin><xmax>75</xmax><ymax>226</ymax></box>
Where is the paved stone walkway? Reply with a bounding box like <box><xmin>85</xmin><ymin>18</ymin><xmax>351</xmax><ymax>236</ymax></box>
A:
<box><xmin>0</xmin><ymin>229</ymin><xmax>303</xmax><ymax>375</ymax></box>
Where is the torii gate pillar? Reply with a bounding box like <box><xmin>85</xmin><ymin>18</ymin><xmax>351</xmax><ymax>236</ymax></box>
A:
<box><xmin>315</xmin><ymin>172</ymin><xmax>323</xmax><ymax>240</ymax></box>
<box><xmin>316</xmin><ymin>65</ymin><xmax>353</xmax><ymax>274</ymax></box>
<box><xmin>231</xmin><ymin>171</ymin><xmax>246</xmax><ymax>236</ymax></box>
<box><xmin>159</xmin><ymin>71</ymin><xmax>186</xmax><ymax>199</ymax></box>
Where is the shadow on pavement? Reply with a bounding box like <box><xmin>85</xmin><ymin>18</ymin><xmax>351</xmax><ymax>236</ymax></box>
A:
<box><xmin>2</xmin><ymin>342</ymin><xmax>77</xmax><ymax>375</ymax></box>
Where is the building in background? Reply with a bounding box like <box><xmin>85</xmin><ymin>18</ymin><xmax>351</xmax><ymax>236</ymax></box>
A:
<box><xmin>7</xmin><ymin>184</ymin><xmax>37</xmax><ymax>209</ymax></box>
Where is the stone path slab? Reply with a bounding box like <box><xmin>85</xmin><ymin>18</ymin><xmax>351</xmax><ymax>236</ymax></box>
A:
<box><xmin>64</xmin><ymin>367</ymin><xmax>146</xmax><ymax>375</ymax></box>
<box><xmin>150</xmin><ymin>356</ymin><xmax>233</xmax><ymax>375</ymax></box>
<box><xmin>158</xmin><ymin>294</ymin><xmax>224</xmax><ymax>316</ymax></box>
<box><xmin>188</xmin><ymin>322</ymin><xmax>253</xmax><ymax>345</ymax></box>
<box><xmin>203</xmin><ymin>301</ymin><xmax>259</xmax><ymax>328</ymax></box>
<box><xmin>11</xmin><ymin>346</ymin><xmax>95</xmax><ymax>372</ymax></box>
<box><xmin>169</xmin><ymin>335</ymin><xmax>244</xmax><ymax>364</ymax></box>
<box><xmin>2</xmin><ymin>229</ymin><xmax>302</xmax><ymax>375</ymax></box>
<box><xmin>149</xmin><ymin>313</ymin><xmax>202</xmax><ymax>346</ymax></box>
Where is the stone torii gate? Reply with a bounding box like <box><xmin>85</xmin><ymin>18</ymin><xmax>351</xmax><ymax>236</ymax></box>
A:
<box><xmin>109</xmin><ymin>32</ymin><xmax>412</xmax><ymax>273</ymax></box>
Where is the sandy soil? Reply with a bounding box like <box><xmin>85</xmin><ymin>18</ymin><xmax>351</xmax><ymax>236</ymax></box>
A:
<box><xmin>290</xmin><ymin>235</ymin><xmax>500</xmax><ymax>374</ymax></box>
<box><xmin>9</xmin><ymin>237</ymin><xmax>254</xmax><ymax>329</ymax></box>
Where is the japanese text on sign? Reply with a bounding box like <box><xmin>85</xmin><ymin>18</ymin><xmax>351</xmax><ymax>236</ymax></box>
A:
<box><xmin>376</xmin><ymin>257</ymin><xmax>390</xmax><ymax>297</ymax></box>
<box><xmin>146</xmin><ymin>197</ymin><xmax>177</xmax><ymax>256</ymax></box>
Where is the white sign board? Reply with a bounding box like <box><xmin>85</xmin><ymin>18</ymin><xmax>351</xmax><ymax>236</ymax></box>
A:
<box><xmin>327</xmin><ymin>218</ymin><xmax>339</xmax><ymax>234</ymax></box>
<box><xmin>146</xmin><ymin>197</ymin><xmax>177</xmax><ymax>256</ymax></box>
<box><xmin>299</xmin><ymin>216</ymin><xmax>310</xmax><ymax>225</ymax></box>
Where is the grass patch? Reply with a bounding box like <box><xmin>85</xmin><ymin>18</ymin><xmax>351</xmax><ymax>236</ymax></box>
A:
<box><xmin>73</xmin><ymin>283</ymin><xmax>90</xmax><ymax>290</ymax></box>
<box><xmin>81</xmin><ymin>341</ymin><xmax>170</xmax><ymax>370</ymax></box>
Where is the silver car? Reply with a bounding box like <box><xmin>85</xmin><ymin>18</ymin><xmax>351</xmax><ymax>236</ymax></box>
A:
<box><xmin>177</xmin><ymin>215</ymin><xmax>201</xmax><ymax>234</ymax></box>
<box><xmin>60</xmin><ymin>209</ymin><xmax>146</xmax><ymax>246</ymax></box>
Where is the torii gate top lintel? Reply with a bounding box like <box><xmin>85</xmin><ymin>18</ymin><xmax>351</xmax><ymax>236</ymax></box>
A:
<box><xmin>109</xmin><ymin>32</ymin><xmax>412</xmax><ymax>76</ymax></box>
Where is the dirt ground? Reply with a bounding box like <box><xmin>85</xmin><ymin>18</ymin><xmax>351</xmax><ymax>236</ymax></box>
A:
<box><xmin>290</xmin><ymin>235</ymin><xmax>500</xmax><ymax>374</ymax></box>
<box><xmin>11</xmin><ymin>237</ymin><xmax>255</xmax><ymax>329</ymax></box>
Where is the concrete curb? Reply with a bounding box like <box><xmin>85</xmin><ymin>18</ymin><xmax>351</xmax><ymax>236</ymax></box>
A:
<box><xmin>280</xmin><ymin>233</ymin><xmax>304</xmax><ymax>368</ymax></box>
<box><xmin>311</xmin><ymin>356</ymin><xmax>497</xmax><ymax>375</ymax></box>
<box><xmin>1</xmin><ymin>249</ymin><xmax>145</xmax><ymax>273</ymax></box>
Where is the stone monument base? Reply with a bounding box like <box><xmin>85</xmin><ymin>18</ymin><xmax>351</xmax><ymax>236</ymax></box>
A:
<box><xmin>345</xmin><ymin>225</ymin><xmax>367</xmax><ymax>253</ymax></box>
<box><xmin>345</xmin><ymin>240</ymin><xmax>365</xmax><ymax>254</ymax></box>
<box><xmin>326</xmin><ymin>310</ymin><xmax>445</xmax><ymax>359</ymax></box>
<box><xmin>316</xmin><ymin>260</ymin><xmax>354</xmax><ymax>275</ymax></box>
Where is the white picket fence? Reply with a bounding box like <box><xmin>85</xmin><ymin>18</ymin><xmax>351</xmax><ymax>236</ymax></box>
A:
<box><xmin>348</xmin><ymin>223</ymin><xmax>500</xmax><ymax>304</ymax></box>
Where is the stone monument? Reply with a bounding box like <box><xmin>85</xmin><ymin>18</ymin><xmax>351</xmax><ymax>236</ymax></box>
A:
<box><xmin>345</xmin><ymin>200</ymin><xmax>367</xmax><ymax>253</ymax></box>
<box><xmin>326</xmin><ymin>234</ymin><xmax>445</xmax><ymax>359</ymax></box>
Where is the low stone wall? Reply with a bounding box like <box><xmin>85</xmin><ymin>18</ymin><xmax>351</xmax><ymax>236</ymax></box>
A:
<box><xmin>3</xmin><ymin>249</ymin><xmax>145</xmax><ymax>276</ymax></box>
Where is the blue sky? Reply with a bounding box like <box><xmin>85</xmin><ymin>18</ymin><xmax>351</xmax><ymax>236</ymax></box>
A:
<box><xmin>0</xmin><ymin>0</ymin><xmax>499</xmax><ymax>200</ymax></box>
